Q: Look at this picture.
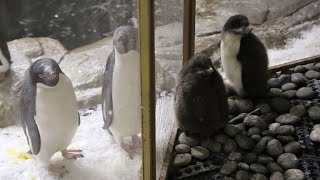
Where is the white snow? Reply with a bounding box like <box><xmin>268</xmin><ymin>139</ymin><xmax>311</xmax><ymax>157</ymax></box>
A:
<box><xmin>268</xmin><ymin>24</ymin><xmax>320</xmax><ymax>66</ymax></box>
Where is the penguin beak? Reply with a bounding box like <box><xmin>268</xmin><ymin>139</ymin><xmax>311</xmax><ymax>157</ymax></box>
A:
<box><xmin>233</xmin><ymin>26</ymin><xmax>253</xmax><ymax>34</ymax></box>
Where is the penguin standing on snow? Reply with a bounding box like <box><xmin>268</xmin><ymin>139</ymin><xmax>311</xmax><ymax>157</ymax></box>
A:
<box><xmin>20</xmin><ymin>58</ymin><xmax>83</xmax><ymax>176</ymax></box>
<box><xmin>174</xmin><ymin>54</ymin><xmax>228</xmax><ymax>138</ymax></box>
<box><xmin>102</xmin><ymin>25</ymin><xmax>141</xmax><ymax>157</ymax></box>
<box><xmin>221</xmin><ymin>15</ymin><xmax>269</xmax><ymax>98</ymax></box>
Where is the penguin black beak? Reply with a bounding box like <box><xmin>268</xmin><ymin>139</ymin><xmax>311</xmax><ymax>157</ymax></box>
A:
<box><xmin>233</xmin><ymin>26</ymin><xmax>253</xmax><ymax>35</ymax></box>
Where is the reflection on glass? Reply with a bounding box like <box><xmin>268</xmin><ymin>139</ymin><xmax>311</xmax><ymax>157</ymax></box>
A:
<box><xmin>0</xmin><ymin>1</ymin><xmax>142</xmax><ymax>179</ymax></box>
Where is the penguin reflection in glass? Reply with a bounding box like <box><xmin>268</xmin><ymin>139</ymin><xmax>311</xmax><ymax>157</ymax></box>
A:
<box><xmin>102</xmin><ymin>25</ymin><xmax>141</xmax><ymax>158</ymax></box>
<box><xmin>174</xmin><ymin>54</ymin><xmax>228</xmax><ymax>138</ymax></box>
<box><xmin>221</xmin><ymin>15</ymin><xmax>269</xmax><ymax>98</ymax></box>
<box><xmin>20</xmin><ymin>58</ymin><xmax>83</xmax><ymax>176</ymax></box>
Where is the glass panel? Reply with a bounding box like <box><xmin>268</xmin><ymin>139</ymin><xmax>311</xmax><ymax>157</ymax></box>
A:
<box><xmin>0</xmin><ymin>1</ymin><xmax>142</xmax><ymax>179</ymax></box>
<box><xmin>154</xmin><ymin>0</ymin><xmax>183</xmax><ymax>179</ymax></box>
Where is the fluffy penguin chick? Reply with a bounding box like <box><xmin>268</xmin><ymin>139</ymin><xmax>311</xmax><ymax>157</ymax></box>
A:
<box><xmin>20</xmin><ymin>58</ymin><xmax>83</xmax><ymax>176</ymax></box>
<box><xmin>174</xmin><ymin>54</ymin><xmax>228</xmax><ymax>138</ymax></box>
<box><xmin>102</xmin><ymin>25</ymin><xmax>141</xmax><ymax>158</ymax></box>
<box><xmin>221</xmin><ymin>15</ymin><xmax>269</xmax><ymax>98</ymax></box>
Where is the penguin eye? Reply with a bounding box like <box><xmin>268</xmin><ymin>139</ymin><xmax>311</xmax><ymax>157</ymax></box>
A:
<box><xmin>39</xmin><ymin>74</ymin><xmax>43</xmax><ymax>79</ymax></box>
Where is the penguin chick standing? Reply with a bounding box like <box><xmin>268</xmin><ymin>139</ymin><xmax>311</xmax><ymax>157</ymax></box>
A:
<box><xmin>174</xmin><ymin>54</ymin><xmax>228</xmax><ymax>138</ymax></box>
<box><xmin>20</xmin><ymin>58</ymin><xmax>83</xmax><ymax>176</ymax></box>
<box><xmin>102</xmin><ymin>25</ymin><xmax>141</xmax><ymax>157</ymax></box>
<box><xmin>221</xmin><ymin>15</ymin><xmax>269</xmax><ymax>98</ymax></box>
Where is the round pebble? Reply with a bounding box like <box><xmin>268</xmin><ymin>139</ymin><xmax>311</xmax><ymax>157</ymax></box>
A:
<box><xmin>284</xmin><ymin>141</ymin><xmax>302</xmax><ymax>155</ymax></box>
<box><xmin>260</xmin><ymin>112</ymin><xmax>278</xmax><ymax>124</ymax></box>
<box><xmin>175</xmin><ymin>144</ymin><xmax>191</xmax><ymax>153</ymax></box>
<box><xmin>266</xmin><ymin>139</ymin><xmax>283</xmax><ymax>157</ymax></box>
<box><xmin>173</xmin><ymin>153</ymin><xmax>192</xmax><ymax>167</ymax></box>
<box><xmin>277</xmin><ymin>153</ymin><xmax>299</xmax><ymax>170</ymax></box>
<box><xmin>228</xmin><ymin>152</ymin><xmax>243</xmax><ymax>162</ymax></box>
<box><xmin>190</xmin><ymin>146</ymin><xmax>210</xmax><ymax>160</ymax></box>
<box><xmin>201</xmin><ymin>139</ymin><xmax>221</xmax><ymax>153</ymax></box>
<box><xmin>178</xmin><ymin>132</ymin><xmax>200</xmax><ymax>147</ymax></box>
<box><xmin>269</xmin><ymin>123</ymin><xmax>281</xmax><ymax>132</ymax></box>
<box><xmin>268</xmin><ymin>97</ymin><xmax>291</xmax><ymax>113</ymax></box>
<box><xmin>235</xmin><ymin>170</ymin><xmax>249</xmax><ymax>180</ymax></box>
<box><xmin>277</xmin><ymin>135</ymin><xmax>295</xmax><ymax>144</ymax></box>
<box><xmin>315</xmin><ymin>62</ymin><xmax>320</xmax><ymax>70</ymax></box>
<box><xmin>251</xmin><ymin>173</ymin><xmax>268</xmax><ymax>180</ymax></box>
<box><xmin>235</xmin><ymin>99</ymin><xmax>254</xmax><ymax>113</ymax></box>
<box><xmin>213</xmin><ymin>134</ymin><xmax>229</xmax><ymax>144</ymax></box>
<box><xmin>257</xmin><ymin>155</ymin><xmax>273</xmax><ymax>164</ymax></box>
<box><xmin>253</xmin><ymin>137</ymin><xmax>268</xmax><ymax>154</ymax></box>
<box><xmin>268</xmin><ymin>78</ymin><xmax>282</xmax><ymax>88</ymax></box>
<box><xmin>281</xmin><ymin>83</ymin><xmax>298</xmax><ymax>91</ymax></box>
<box><xmin>291</xmin><ymin>73</ymin><xmax>307</xmax><ymax>86</ymax></box>
<box><xmin>261</xmin><ymin>130</ymin><xmax>276</xmax><ymax>137</ymax></box>
<box><xmin>225</xmin><ymin>124</ymin><xmax>241</xmax><ymax>137</ymax></box>
<box><xmin>269</xmin><ymin>88</ymin><xmax>283</xmax><ymax>97</ymax></box>
<box><xmin>308</xmin><ymin>106</ymin><xmax>320</xmax><ymax>122</ymax></box>
<box><xmin>270</xmin><ymin>172</ymin><xmax>284</xmax><ymax>180</ymax></box>
<box><xmin>305</xmin><ymin>70</ymin><xmax>320</xmax><ymax>79</ymax></box>
<box><xmin>282</xmin><ymin>90</ymin><xmax>297</xmax><ymax>99</ymax></box>
<box><xmin>255</xmin><ymin>103</ymin><xmax>271</xmax><ymax>114</ymax></box>
<box><xmin>267</xmin><ymin>162</ymin><xmax>283</xmax><ymax>173</ymax></box>
<box><xmin>251</xmin><ymin>135</ymin><xmax>262</xmax><ymax>143</ymax></box>
<box><xmin>248</xmin><ymin>127</ymin><xmax>262</xmax><ymax>136</ymax></box>
<box><xmin>221</xmin><ymin>161</ymin><xmax>237</xmax><ymax>175</ymax></box>
<box><xmin>238</xmin><ymin>162</ymin><xmax>250</xmax><ymax>171</ymax></box>
<box><xmin>296</xmin><ymin>87</ymin><xmax>315</xmax><ymax>100</ymax></box>
<box><xmin>294</xmin><ymin>65</ymin><xmax>307</xmax><ymax>73</ymax></box>
<box><xmin>275</xmin><ymin>114</ymin><xmax>301</xmax><ymax>125</ymax></box>
<box><xmin>244</xmin><ymin>115</ymin><xmax>267</xmax><ymax>130</ymax></box>
<box><xmin>290</xmin><ymin>105</ymin><xmax>306</xmax><ymax>117</ymax></box>
<box><xmin>250</xmin><ymin>163</ymin><xmax>268</xmax><ymax>174</ymax></box>
<box><xmin>235</xmin><ymin>133</ymin><xmax>255</xmax><ymax>150</ymax></box>
<box><xmin>310</xmin><ymin>124</ymin><xmax>320</xmax><ymax>142</ymax></box>
<box><xmin>304</xmin><ymin>63</ymin><xmax>316</xmax><ymax>71</ymax></box>
<box><xmin>244</xmin><ymin>153</ymin><xmax>257</xmax><ymax>164</ymax></box>
<box><xmin>228</xmin><ymin>99</ymin><xmax>240</xmax><ymax>115</ymax></box>
<box><xmin>279</xmin><ymin>74</ymin><xmax>291</xmax><ymax>85</ymax></box>
<box><xmin>276</xmin><ymin>125</ymin><xmax>295</xmax><ymax>135</ymax></box>
<box><xmin>284</xmin><ymin>169</ymin><xmax>305</xmax><ymax>180</ymax></box>
<box><xmin>223</xmin><ymin>139</ymin><xmax>237</xmax><ymax>153</ymax></box>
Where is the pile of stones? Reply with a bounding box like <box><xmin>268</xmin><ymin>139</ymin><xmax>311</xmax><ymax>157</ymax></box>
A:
<box><xmin>170</xmin><ymin>62</ymin><xmax>320</xmax><ymax>180</ymax></box>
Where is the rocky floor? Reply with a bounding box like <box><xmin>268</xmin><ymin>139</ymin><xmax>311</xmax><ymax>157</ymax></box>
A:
<box><xmin>168</xmin><ymin>62</ymin><xmax>320</xmax><ymax>180</ymax></box>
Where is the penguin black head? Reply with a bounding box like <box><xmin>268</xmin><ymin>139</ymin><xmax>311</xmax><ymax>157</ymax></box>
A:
<box><xmin>113</xmin><ymin>25</ymin><xmax>138</xmax><ymax>54</ymax></box>
<box><xmin>30</xmin><ymin>58</ymin><xmax>63</xmax><ymax>87</ymax></box>
<box><xmin>223</xmin><ymin>15</ymin><xmax>252</xmax><ymax>35</ymax></box>
<box><xmin>181</xmin><ymin>54</ymin><xmax>215</xmax><ymax>77</ymax></box>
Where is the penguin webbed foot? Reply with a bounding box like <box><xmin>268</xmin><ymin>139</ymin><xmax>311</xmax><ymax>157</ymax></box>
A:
<box><xmin>62</xmin><ymin>149</ymin><xmax>84</xmax><ymax>160</ymax></box>
<box><xmin>48</xmin><ymin>164</ymin><xmax>68</xmax><ymax>177</ymax></box>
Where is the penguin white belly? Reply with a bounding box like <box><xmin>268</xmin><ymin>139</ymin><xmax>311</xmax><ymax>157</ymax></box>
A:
<box><xmin>34</xmin><ymin>74</ymin><xmax>78</xmax><ymax>165</ymax></box>
<box><xmin>221</xmin><ymin>33</ymin><xmax>244</xmax><ymax>95</ymax></box>
<box><xmin>111</xmin><ymin>50</ymin><xmax>141</xmax><ymax>138</ymax></box>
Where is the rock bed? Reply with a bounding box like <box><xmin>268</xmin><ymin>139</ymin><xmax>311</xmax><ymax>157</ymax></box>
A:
<box><xmin>168</xmin><ymin>62</ymin><xmax>320</xmax><ymax>180</ymax></box>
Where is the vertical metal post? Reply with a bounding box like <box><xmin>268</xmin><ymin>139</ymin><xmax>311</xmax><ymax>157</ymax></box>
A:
<box><xmin>139</xmin><ymin>0</ymin><xmax>156</xmax><ymax>180</ymax></box>
<box><xmin>183</xmin><ymin>0</ymin><xmax>196</xmax><ymax>65</ymax></box>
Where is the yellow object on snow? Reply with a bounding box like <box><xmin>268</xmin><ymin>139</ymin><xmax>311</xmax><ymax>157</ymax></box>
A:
<box><xmin>6</xmin><ymin>148</ymin><xmax>32</xmax><ymax>160</ymax></box>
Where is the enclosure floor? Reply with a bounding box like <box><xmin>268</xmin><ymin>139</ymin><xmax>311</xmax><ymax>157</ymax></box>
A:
<box><xmin>0</xmin><ymin>105</ymin><xmax>142</xmax><ymax>180</ymax></box>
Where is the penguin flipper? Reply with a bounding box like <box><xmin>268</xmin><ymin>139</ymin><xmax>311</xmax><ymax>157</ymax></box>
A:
<box><xmin>102</xmin><ymin>49</ymin><xmax>115</xmax><ymax>130</ymax></box>
<box><xmin>20</xmin><ymin>74</ymin><xmax>41</xmax><ymax>155</ymax></box>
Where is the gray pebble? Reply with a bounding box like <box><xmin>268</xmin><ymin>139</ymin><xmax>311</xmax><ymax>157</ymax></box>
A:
<box><xmin>255</xmin><ymin>103</ymin><xmax>271</xmax><ymax>114</ymax></box>
<box><xmin>277</xmin><ymin>125</ymin><xmax>295</xmax><ymax>135</ymax></box>
<box><xmin>310</xmin><ymin>124</ymin><xmax>320</xmax><ymax>142</ymax></box>
<box><xmin>276</xmin><ymin>114</ymin><xmax>301</xmax><ymax>125</ymax></box>
<box><xmin>253</xmin><ymin>137</ymin><xmax>268</xmax><ymax>154</ymax></box>
<box><xmin>224</xmin><ymin>139</ymin><xmax>237</xmax><ymax>153</ymax></box>
<box><xmin>238</xmin><ymin>162</ymin><xmax>250</xmax><ymax>171</ymax></box>
<box><xmin>257</xmin><ymin>155</ymin><xmax>274</xmax><ymax>164</ymax></box>
<box><xmin>284</xmin><ymin>141</ymin><xmax>302</xmax><ymax>155</ymax></box>
<box><xmin>270</xmin><ymin>172</ymin><xmax>284</xmax><ymax>180</ymax></box>
<box><xmin>225</xmin><ymin>124</ymin><xmax>241</xmax><ymax>137</ymax></box>
<box><xmin>277</xmin><ymin>135</ymin><xmax>295</xmax><ymax>144</ymax></box>
<box><xmin>294</xmin><ymin>65</ymin><xmax>307</xmax><ymax>73</ymax></box>
<box><xmin>279</xmin><ymin>74</ymin><xmax>291</xmax><ymax>85</ymax></box>
<box><xmin>251</xmin><ymin>173</ymin><xmax>268</xmax><ymax>180</ymax></box>
<box><xmin>305</xmin><ymin>70</ymin><xmax>320</xmax><ymax>79</ymax></box>
<box><xmin>260</xmin><ymin>112</ymin><xmax>278</xmax><ymax>124</ymax></box>
<box><xmin>282</xmin><ymin>90</ymin><xmax>297</xmax><ymax>99</ymax></box>
<box><xmin>267</xmin><ymin>139</ymin><xmax>283</xmax><ymax>157</ymax></box>
<box><xmin>284</xmin><ymin>169</ymin><xmax>305</xmax><ymax>180</ymax></box>
<box><xmin>277</xmin><ymin>153</ymin><xmax>299</xmax><ymax>170</ymax></box>
<box><xmin>304</xmin><ymin>63</ymin><xmax>316</xmax><ymax>71</ymax></box>
<box><xmin>268</xmin><ymin>78</ymin><xmax>282</xmax><ymax>88</ymax></box>
<box><xmin>213</xmin><ymin>134</ymin><xmax>229</xmax><ymax>144</ymax></box>
<box><xmin>308</xmin><ymin>106</ymin><xmax>320</xmax><ymax>122</ymax></box>
<box><xmin>269</xmin><ymin>123</ymin><xmax>281</xmax><ymax>132</ymax></box>
<box><xmin>228</xmin><ymin>99</ymin><xmax>240</xmax><ymax>115</ymax></box>
<box><xmin>268</xmin><ymin>97</ymin><xmax>291</xmax><ymax>113</ymax></box>
<box><xmin>190</xmin><ymin>146</ymin><xmax>210</xmax><ymax>160</ymax></box>
<box><xmin>248</xmin><ymin>127</ymin><xmax>262</xmax><ymax>136</ymax></box>
<box><xmin>235</xmin><ymin>99</ymin><xmax>254</xmax><ymax>113</ymax></box>
<box><xmin>244</xmin><ymin>115</ymin><xmax>267</xmax><ymax>130</ymax></box>
<box><xmin>267</xmin><ymin>162</ymin><xmax>283</xmax><ymax>173</ymax></box>
<box><xmin>175</xmin><ymin>144</ymin><xmax>191</xmax><ymax>153</ymax></box>
<box><xmin>235</xmin><ymin>170</ymin><xmax>249</xmax><ymax>180</ymax></box>
<box><xmin>281</xmin><ymin>83</ymin><xmax>298</xmax><ymax>91</ymax></box>
<box><xmin>290</xmin><ymin>105</ymin><xmax>306</xmax><ymax>117</ymax></box>
<box><xmin>291</xmin><ymin>73</ymin><xmax>307</xmax><ymax>86</ymax></box>
<box><xmin>234</xmin><ymin>123</ymin><xmax>246</xmax><ymax>132</ymax></box>
<box><xmin>315</xmin><ymin>62</ymin><xmax>320</xmax><ymax>70</ymax></box>
<box><xmin>173</xmin><ymin>153</ymin><xmax>192</xmax><ymax>167</ymax></box>
<box><xmin>251</xmin><ymin>135</ymin><xmax>262</xmax><ymax>143</ymax></box>
<box><xmin>221</xmin><ymin>161</ymin><xmax>237</xmax><ymax>175</ymax></box>
<box><xmin>178</xmin><ymin>132</ymin><xmax>200</xmax><ymax>147</ymax></box>
<box><xmin>244</xmin><ymin>153</ymin><xmax>257</xmax><ymax>164</ymax></box>
<box><xmin>262</xmin><ymin>130</ymin><xmax>276</xmax><ymax>137</ymax></box>
<box><xmin>201</xmin><ymin>139</ymin><xmax>221</xmax><ymax>153</ymax></box>
<box><xmin>228</xmin><ymin>152</ymin><xmax>243</xmax><ymax>162</ymax></box>
<box><xmin>269</xmin><ymin>88</ymin><xmax>283</xmax><ymax>97</ymax></box>
<box><xmin>229</xmin><ymin>113</ymin><xmax>247</xmax><ymax>124</ymax></box>
<box><xmin>235</xmin><ymin>133</ymin><xmax>255</xmax><ymax>150</ymax></box>
<box><xmin>250</xmin><ymin>163</ymin><xmax>268</xmax><ymax>174</ymax></box>
<box><xmin>296</xmin><ymin>87</ymin><xmax>315</xmax><ymax>100</ymax></box>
